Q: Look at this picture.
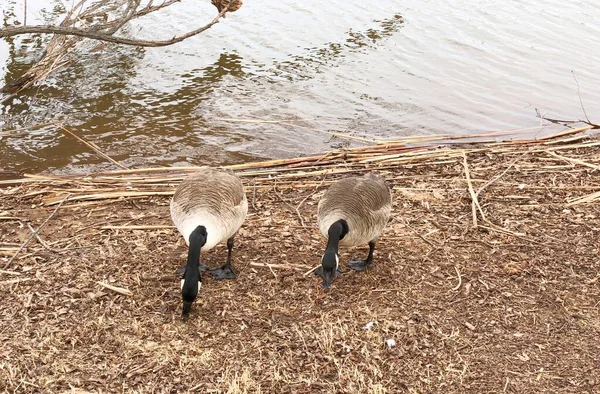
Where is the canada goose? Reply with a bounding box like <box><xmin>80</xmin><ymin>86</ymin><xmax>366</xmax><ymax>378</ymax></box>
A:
<box><xmin>211</xmin><ymin>0</ymin><xmax>243</xmax><ymax>16</ymax></box>
<box><xmin>170</xmin><ymin>167</ymin><xmax>248</xmax><ymax>317</ymax></box>
<box><xmin>315</xmin><ymin>174</ymin><xmax>392</xmax><ymax>288</ymax></box>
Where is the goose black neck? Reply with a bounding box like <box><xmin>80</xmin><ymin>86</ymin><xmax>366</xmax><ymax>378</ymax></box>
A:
<box><xmin>325</xmin><ymin>219</ymin><xmax>348</xmax><ymax>253</ymax></box>
<box><xmin>187</xmin><ymin>225</ymin><xmax>207</xmax><ymax>267</ymax></box>
<box><xmin>327</xmin><ymin>220</ymin><xmax>348</xmax><ymax>246</ymax></box>
<box><xmin>182</xmin><ymin>225</ymin><xmax>207</xmax><ymax>298</ymax></box>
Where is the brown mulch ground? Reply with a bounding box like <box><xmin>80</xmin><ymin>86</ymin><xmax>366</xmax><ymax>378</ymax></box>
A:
<box><xmin>1</xmin><ymin>139</ymin><xmax>600</xmax><ymax>393</ymax></box>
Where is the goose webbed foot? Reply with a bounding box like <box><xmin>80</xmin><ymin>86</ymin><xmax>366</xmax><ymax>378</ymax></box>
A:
<box><xmin>347</xmin><ymin>259</ymin><xmax>371</xmax><ymax>272</ymax></box>
<box><xmin>209</xmin><ymin>263</ymin><xmax>237</xmax><ymax>280</ymax></box>
<box><xmin>176</xmin><ymin>263</ymin><xmax>209</xmax><ymax>275</ymax></box>
<box><xmin>348</xmin><ymin>241</ymin><xmax>376</xmax><ymax>272</ymax></box>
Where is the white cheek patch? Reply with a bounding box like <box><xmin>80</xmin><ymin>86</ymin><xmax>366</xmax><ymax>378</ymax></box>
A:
<box><xmin>181</xmin><ymin>279</ymin><xmax>202</xmax><ymax>291</ymax></box>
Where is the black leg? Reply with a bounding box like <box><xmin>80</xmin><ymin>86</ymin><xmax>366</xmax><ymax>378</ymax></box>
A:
<box><xmin>366</xmin><ymin>241</ymin><xmax>375</xmax><ymax>264</ymax></box>
<box><xmin>209</xmin><ymin>236</ymin><xmax>238</xmax><ymax>280</ymax></box>
<box><xmin>347</xmin><ymin>241</ymin><xmax>376</xmax><ymax>272</ymax></box>
<box><xmin>226</xmin><ymin>236</ymin><xmax>234</xmax><ymax>266</ymax></box>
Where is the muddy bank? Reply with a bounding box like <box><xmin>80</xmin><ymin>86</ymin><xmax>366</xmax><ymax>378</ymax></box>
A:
<box><xmin>1</xmin><ymin>131</ymin><xmax>599</xmax><ymax>393</ymax></box>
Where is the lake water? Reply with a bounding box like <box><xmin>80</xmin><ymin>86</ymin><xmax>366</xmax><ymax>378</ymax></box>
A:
<box><xmin>1</xmin><ymin>0</ymin><xmax>599</xmax><ymax>174</ymax></box>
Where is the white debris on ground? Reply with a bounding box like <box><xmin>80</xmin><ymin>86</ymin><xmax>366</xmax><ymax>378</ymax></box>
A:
<box><xmin>385</xmin><ymin>338</ymin><xmax>396</xmax><ymax>349</ymax></box>
<box><xmin>362</xmin><ymin>321</ymin><xmax>376</xmax><ymax>330</ymax></box>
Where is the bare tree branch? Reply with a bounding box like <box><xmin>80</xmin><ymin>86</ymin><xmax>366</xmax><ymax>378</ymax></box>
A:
<box><xmin>0</xmin><ymin>0</ymin><xmax>241</xmax><ymax>101</ymax></box>
<box><xmin>0</xmin><ymin>10</ymin><xmax>226</xmax><ymax>47</ymax></box>
<box><xmin>0</xmin><ymin>0</ymin><xmax>238</xmax><ymax>47</ymax></box>
<box><xmin>133</xmin><ymin>0</ymin><xmax>182</xmax><ymax>18</ymax></box>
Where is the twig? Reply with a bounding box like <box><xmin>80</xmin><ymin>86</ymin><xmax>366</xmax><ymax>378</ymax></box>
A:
<box><xmin>452</xmin><ymin>266</ymin><xmax>462</xmax><ymax>291</ymax></box>
<box><xmin>394</xmin><ymin>217</ymin><xmax>439</xmax><ymax>248</ymax></box>
<box><xmin>545</xmin><ymin>150</ymin><xmax>600</xmax><ymax>172</ymax></box>
<box><xmin>249</xmin><ymin>262</ymin><xmax>307</xmax><ymax>271</ymax></box>
<box><xmin>26</xmin><ymin>223</ymin><xmax>52</xmax><ymax>251</ymax></box>
<box><xmin>251</xmin><ymin>181</ymin><xmax>257</xmax><ymax>210</ymax></box>
<box><xmin>133</xmin><ymin>0</ymin><xmax>181</xmax><ymax>18</ymax></box>
<box><xmin>3</xmin><ymin>194</ymin><xmax>71</xmax><ymax>269</ymax></box>
<box><xmin>0</xmin><ymin>121</ymin><xmax>56</xmax><ymax>137</ymax></box>
<box><xmin>572</xmin><ymin>70</ymin><xmax>591</xmax><ymax>125</ymax></box>
<box><xmin>0</xmin><ymin>269</ymin><xmax>21</xmax><ymax>276</ymax></box>
<box><xmin>566</xmin><ymin>190</ymin><xmax>600</xmax><ymax>206</ymax></box>
<box><xmin>535</xmin><ymin>108</ymin><xmax>599</xmax><ymax>129</ymax></box>
<box><xmin>97</xmin><ymin>281</ymin><xmax>133</xmax><ymax>296</ymax></box>
<box><xmin>217</xmin><ymin>118</ymin><xmax>375</xmax><ymax>144</ymax></box>
<box><xmin>462</xmin><ymin>153</ymin><xmax>485</xmax><ymax>227</ymax></box>
<box><xmin>55</xmin><ymin>123</ymin><xmax>128</xmax><ymax>169</ymax></box>
<box><xmin>1</xmin><ymin>277</ymin><xmax>33</xmax><ymax>285</ymax></box>
<box><xmin>101</xmin><ymin>225</ymin><xmax>175</xmax><ymax>230</ymax></box>
<box><xmin>295</xmin><ymin>175</ymin><xmax>327</xmax><ymax>228</ymax></box>
<box><xmin>479</xmin><ymin>224</ymin><xmax>546</xmax><ymax>245</ymax></box>
<box><xmin>476</xmin><ymin>152</ymin><xmax>525</xmax><ymax>197</ymax></box>
<box><xmin>266</xmin><ymin>264</ymin><xmax>277</xmax><ymax>279</ymax></box>
<box><xmin>272</xmin><ymin>180</ymin><xmax>301</xmax><ymax>224</ymax></box>
<box><xmin>303</xmin><ymin>265</ymin><xmax>321</xmax><ymax>276</ymax></box>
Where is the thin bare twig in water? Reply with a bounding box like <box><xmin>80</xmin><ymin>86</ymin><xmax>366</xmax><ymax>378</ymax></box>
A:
<box><xmin>572</xmin><ymin>70</ymin><xmax>592</xmax><ymax>125</ymax></box>
<box><xmin>24</xmin><ymin>0</ymin><xmax>27</xmax><ymax>26</ymax></box>
<box><xmin>534</xmin><ymin>72</ymin><xmax>599</xmax><ymax>129</ymax></box>
<box><xmin>55</xmin><ymin>123</ymin><xmax>128</xmax><ymax>170</ymax></box>
<box><xmin>3</xmin><ymin>194</ymin><xmax>71</xmax><ymax>269</ymax></box>
<box><xmin>535</xmin><ymin>108</ymin><xmax>578</xmax><ymax>126</ymax></box>
<box><xmin>535</xmin><ymin>109</ymin><xmax>599</xmax><ymax>129</ymax></box>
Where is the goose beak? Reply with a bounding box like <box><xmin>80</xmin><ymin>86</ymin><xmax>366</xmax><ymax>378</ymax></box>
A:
<box><xmin>322</xmin><ymin>271</ymin><xmax>334</xmax><ymax>288</ymax></box>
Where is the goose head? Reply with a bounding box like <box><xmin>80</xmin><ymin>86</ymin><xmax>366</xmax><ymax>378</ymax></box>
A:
<box><xmin>320</xmin><ymin>251</ymin><xmax>339</xmax><ymax>288</ymax></box>
<box><xmin>181</xmin><ymin>273</ymin><xmax>201</xmax><ymax>319</ymax></box>
<box><xmin>319</xmin><ymin>219</ymin><xmax>348</xmax><ymax>288</ymax></box>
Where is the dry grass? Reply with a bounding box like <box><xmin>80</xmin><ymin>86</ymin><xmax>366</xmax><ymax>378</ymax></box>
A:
<box><xmin>1</xmin><ymin>128</ymin><xmax>600</xmax><ymax>393</ymax></box>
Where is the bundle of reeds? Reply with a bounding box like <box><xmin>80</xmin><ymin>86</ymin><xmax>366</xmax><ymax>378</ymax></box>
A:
<box><xmin>1</xmin><ymin>124</ymin><xmax>598</xmax><ymax>208</ymax></box>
